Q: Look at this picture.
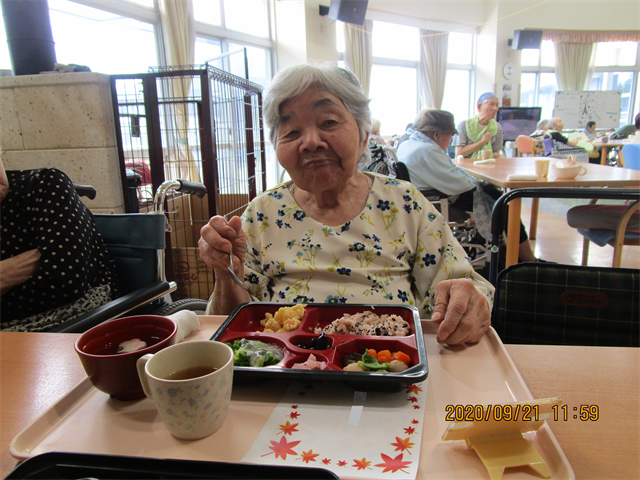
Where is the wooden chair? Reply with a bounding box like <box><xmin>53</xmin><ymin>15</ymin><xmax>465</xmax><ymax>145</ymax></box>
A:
<box><xmin>570</xmin><ymin>145</ymin><xmax>639</xmax><ymax>254</ymax></box>
<box><xmin>515</xmin><ymin>135</ymin><xmax>535</xmax><ymax>156</ymax></box>
<box><xmin>567</xmin><ymin>198</ymin><xmax>640</xmax><ymax>268</ymax></box>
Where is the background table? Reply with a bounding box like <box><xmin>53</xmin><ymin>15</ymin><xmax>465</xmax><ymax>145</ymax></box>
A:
<box><xmin>1</xmin><ymin>330</ymin><xmax>638</xmax><ymax>479</ymax></box>
<box><xmin>592</xmin><ymin>139</ymin><xmax>630</xmax><ymax>166</ymax></box>
<box><xmin>459</xmin><ymin>157</ymin><xmax>640</xmax><ymax>267</ymax></box>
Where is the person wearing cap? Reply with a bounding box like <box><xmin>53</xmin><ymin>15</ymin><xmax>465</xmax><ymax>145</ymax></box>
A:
<box><xmin>397</xmin><ymin>109</ymin><xmax>476</xmax><ymax>200</ymax></box>
<box><xmin>199</xmin><ymin>62</ymin><xmax>494</xmax><ymax>346</ymax></box>
<box><xmin>453</xmin><ymin>92</ymin><xmax>504</xmax><ymax>159</ymax></box>
<box><xmin>397</xmin><ymin>109</ymin><xmax>541</xmax><ymax>264</ymax></box>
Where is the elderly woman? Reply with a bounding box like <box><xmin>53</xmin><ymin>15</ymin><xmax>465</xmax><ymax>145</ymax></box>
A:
<box><xmin>453</xmin><ymin>92</ymin><xmax>503</xmax><ymax>159</ymax></box>
<box><xmin>199</xmin><ymin>63</ymin><xmax>494</xmax><ymax>346</ymax></box>
<box><xmin>0</xmin><ymin>159</ymin><xmax>118</xmax><ymax>331</ymax></box>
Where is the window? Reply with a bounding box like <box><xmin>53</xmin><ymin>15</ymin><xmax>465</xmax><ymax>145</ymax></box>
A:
<box><xmin>223</xmin><ymin>0</ymin><xmax>269</xmax><ymax>38</ymax></box>
<box><xmin>193</xmin><ymin>0</ymin><xmax>222</xmax><ymax>27</ymax></box>
<box><xmin>369</xmin><ymin>65</ymin><xmax>417</xmax><ymax>136</ymax></box>
<box><xmin>372</xmin><ymin>21</ymin><xmax>419</xmax><ymax>61</ymax></box>
<box><xmin>442</xmin><ymin>70</ymin><xmax>471</xmax><ymax>125</ymax></box>
<box><xmin>591</xmin><ymin>42</ymin><xmax>638</xmax><ymax>126</ymax></box>
<box><xmin>521</xmin><ymin>40</ymin><xmax>639</xmax><ymax>128</ymax></box>
<box><xmin>520</xmin><ymin>40</ymin><xmax>558</xmax><ymax>120</ymax></box>
<box><xmin>443</xmin><ymin>32</ymin><xmax>474</xmax><ymax>122</ymax></box>
<box><xmin>48</xmin><ymin>0</ymin><xmax>158</xmax><ymax>74</ymax></box>
<box><xmin>520</xmin><ymin>71</ymin><xmax>558</xmax><ymax>120</ymax></box>
<box><xmin>338</xmin><ymin>21</ymin><xmax>476</xmax><ymax>138</ymax></box>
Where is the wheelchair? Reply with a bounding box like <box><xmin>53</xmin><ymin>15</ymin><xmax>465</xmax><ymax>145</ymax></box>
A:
<box><xmin>378</xmin><ymin>148</ymin><xmax>488</xmax><ymax>271</ymax></box>
<box><xmin>49</xmin><ymin>179</ymin><xmax>209</xmax><ymax>333</ymax></box>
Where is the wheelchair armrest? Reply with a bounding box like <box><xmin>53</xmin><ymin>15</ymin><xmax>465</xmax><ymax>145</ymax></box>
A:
<box><xmin>48</xmin><ymin>281</ymin><xmax>177</xmax><ymax>333</ymax></box>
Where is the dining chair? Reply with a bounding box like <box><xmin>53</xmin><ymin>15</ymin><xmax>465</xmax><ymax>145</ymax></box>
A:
<box><xmin>621</xmin><ymin>143</ymin><xmax>640</xmax><ymax>170</ymax></box>
<box><xmin>565</xmin><ymin>149</ymin><xmax>640</xmax><ymax>268</ymax></box>
<box><xmin>566</xmin><ymin>198</ymin><xmax>640</xmax><ymax>268</ymax></box>
<box><xmin>492</xmin><ymin>262</ymin><xmax>639</xmax><ymax>347</ymax></box>
<box><xmin>515</xmin><ymin>135</ymin><xmax>535</xmax><ymax>156</ymax></box>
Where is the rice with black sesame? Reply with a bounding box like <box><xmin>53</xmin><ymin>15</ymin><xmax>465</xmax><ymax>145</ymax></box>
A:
<box><xmin>315</xmin><ymin>311</ymin><xmax>410</xmax><ymax>336</ymax></box>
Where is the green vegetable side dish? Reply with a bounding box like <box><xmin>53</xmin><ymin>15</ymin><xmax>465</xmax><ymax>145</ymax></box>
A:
<box><xmin>225</xmin><ymin>339</ymin><xmax>284</xmax><ymax>367</ymax></box>
<box><xmin>357</xmin><ymin>351</ymin><xmax>390</xmax><ymax>371</ymax></box>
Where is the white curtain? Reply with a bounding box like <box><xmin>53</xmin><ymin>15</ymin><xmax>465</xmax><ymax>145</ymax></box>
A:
<box><xmin>554</xmin><ymin>41</ymin><xmax>594</xmax><ymax>91</ymax></box>
<box><xmin>585</xmin><ymin>43</ymin><xmax>598</xmax><ymax>90</ymax></box>
<box><xmin>344</xmin><ymin>20</ymin><xmax>373</xmax><ymax>96</ymax></box>
<box><xmin>159</xmin><ymin>0</ymin><xmax>199</xmax><ymax>182</ymax></box>
<box><xmin>418</xmin><ymin>29</ymin><xmax>449</xmax><ymax>110</ymax></box>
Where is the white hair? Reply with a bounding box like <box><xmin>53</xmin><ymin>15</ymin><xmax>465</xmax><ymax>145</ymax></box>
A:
<box><xmin>548</xmin><ymin>117</ymin><xmax>561</xmax><ymax>129</ymax></box>
<box><xmin>263</xmin><ymin>62</ymin><xmax>372</xmax><ymax>167</ymax></box>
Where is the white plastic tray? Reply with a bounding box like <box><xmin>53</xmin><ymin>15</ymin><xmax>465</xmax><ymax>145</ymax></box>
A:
<box><xmin>10</xmin><ymin>316</ymin><xmax>574</xmax><ymax>479</ymax></box>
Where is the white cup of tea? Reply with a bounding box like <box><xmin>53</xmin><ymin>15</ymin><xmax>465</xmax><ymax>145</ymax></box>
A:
<box><xmin>137</xmin><ymin>341</ymin><xmax>234</xmax><ymax>440</ymax></box>
<box><xmin>481</xmin><ymin>149</ymin><xmax>492</xmax><ymax>160</ymax></box>
<box><xmin>534</xmin><ymin>158</ymin><xmax>551</xmax><ymax>177</ymax></box>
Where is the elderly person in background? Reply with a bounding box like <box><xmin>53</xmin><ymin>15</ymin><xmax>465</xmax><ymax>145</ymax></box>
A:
<box><xmin>633</xmin><ymin>112</ymin><xmax>640</xmax><ymax>144</ymax></box>
<box><xmin>369</xmin><ymin>118</ymin><xmax>386</xmax><ymax>145</ymax></box>
<box><xmin>453</xmin><ymin>92</ymin><xmax>504</xmax><ymax>159</ymax></box>
<box><xmin>583</xmin><ymin>121</ymin><xmax>597</xmax><ymax>140</ymax></box>
<box><xmin>199</xmin><ymin>63</ymin><xmax>494</xmax><ymax>346</ymax></box>
<box><xmin>397</xmin><ymin>109</ymin><xmax>541</xmax><ymax>264</ymax></box>
<box><xmin>530</xmin><ymin>119</ymin><xmax>550</xmax><ymax>151</ymax></box>
<box><xmin>0</xmin><ymin>159</ymin><xmax>118</xmax><ymax>332</ymax></box>
<box><xmin>547</xmin><ymin>117</ymin><xmax>582</xmax><ymax>148</ymax></box>
<box><xmin>547</xmin><ymin>117</ymin><xmax>595</xmax><ymax>162</ymax></box>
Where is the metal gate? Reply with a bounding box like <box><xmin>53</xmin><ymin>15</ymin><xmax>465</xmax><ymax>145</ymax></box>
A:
<box><xmin>110</xmin><ymin>65</ymin><xmax>266</xmax><ymax>301</ymax></box>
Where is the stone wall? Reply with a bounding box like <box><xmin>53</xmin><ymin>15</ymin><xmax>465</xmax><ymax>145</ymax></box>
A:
<box><xmin>0</xmin><ymin>72</ymin><xmax>125</xmax><ymax>213</ymax></box>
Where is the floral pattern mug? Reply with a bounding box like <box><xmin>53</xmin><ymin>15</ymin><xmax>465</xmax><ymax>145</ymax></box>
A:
<box><xmin>137</xmin><ymin>340</ymin><xmax>234</xmax><ymax>440</ymax></box>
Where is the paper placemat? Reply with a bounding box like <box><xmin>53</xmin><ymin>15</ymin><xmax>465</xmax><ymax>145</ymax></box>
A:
<box><xmin>242</xmin><ymin>381</ymin><xmax>427</xmax><ymax>480</ymax></box>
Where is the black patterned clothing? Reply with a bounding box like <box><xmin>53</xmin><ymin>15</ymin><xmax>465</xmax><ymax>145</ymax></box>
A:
<box><xmin>1</xmin><ymin>168</ymin><xmax>118</xmax><ymax>330</ymax></box>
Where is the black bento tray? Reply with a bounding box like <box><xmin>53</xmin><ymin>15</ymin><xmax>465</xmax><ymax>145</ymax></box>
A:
<box><xmin>4</xmin><ymin>452</ymin><xmax>339</xmax><ymax>479</ymax></box>
<box><xmin>210</xmin><ymin>303</ymin><xmax>429</xmax><ymax>391</ymax></box>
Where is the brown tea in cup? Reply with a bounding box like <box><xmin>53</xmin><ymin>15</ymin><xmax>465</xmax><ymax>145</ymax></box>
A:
<box><xmin>165</xmin><ymin>365</ymin><xmax>217</xmax><ymax>380</ymax></box>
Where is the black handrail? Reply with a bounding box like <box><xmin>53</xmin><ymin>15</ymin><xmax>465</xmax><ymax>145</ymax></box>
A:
<box><xmin>489</xmin><ymin>187</ymin><xmax>640</xmax><ymax>285</ymax></box>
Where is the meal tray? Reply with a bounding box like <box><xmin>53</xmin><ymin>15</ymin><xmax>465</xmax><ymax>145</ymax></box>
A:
<box><xmin>4</xmin><ymin>451</ymin><xmax>339</xmax><ymax>479</ymax></box>
<box><xmin>10</xmin><ymin>317</ymin><xmax>574</xmax><ymax>479</ymax></box>
<box><xmin>210</xmin><ymin>303</ymin><xmax>428</xmax><ymax>391</ymax></box>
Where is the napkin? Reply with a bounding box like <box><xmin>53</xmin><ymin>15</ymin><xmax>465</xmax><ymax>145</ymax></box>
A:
<box><xmin>168</xmin><ymin>311</ymin><xmax>201</xmax><ymax>343</ymax></box>
<box><xmin>473</xmin><ymin>159</ymin><xmax>496</xmax><ymax>165</ymax></box>
<box><xmin>242</xmin><ymin>380</ymin><xmax>427</xmax><ymax>479</ymax></box>
<box><xmin>506</xmin><ymin>174</ymin><xmax>539</xmax><ymax>181</ymax></box>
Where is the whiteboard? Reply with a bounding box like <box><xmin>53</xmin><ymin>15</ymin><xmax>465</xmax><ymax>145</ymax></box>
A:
<box><xmin>552</xmin><ymin>91</ymin><xmax>622</xmax><ymax>129</ymax></box>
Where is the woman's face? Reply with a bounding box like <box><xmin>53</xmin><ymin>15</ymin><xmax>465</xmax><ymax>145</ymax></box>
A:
<box><xmin>275</xmin><ymin>88</ymin><xmax>366</xmax><ymax>192</ymax></box>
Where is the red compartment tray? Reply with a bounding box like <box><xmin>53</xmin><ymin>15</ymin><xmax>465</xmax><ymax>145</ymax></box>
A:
<box><xmin>210</xmin><ymin>303</ymin><xmax>429</xmax><ymax>391</ymax></box>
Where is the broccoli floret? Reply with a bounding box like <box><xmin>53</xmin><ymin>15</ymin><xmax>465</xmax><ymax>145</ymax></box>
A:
<box><xmin>226</xmin><ymin>339</ymin><xmax>283</xmax><ymax>368</ymax></box>
<box><xmin>232</xmin><ymin>349</ymin><xmax>250</xmax><ymax>367</ymax></box>
<box><xmin>264</xmin><ymin>351</ymin><xmax>279</xmax><ymax>366</ymax></box>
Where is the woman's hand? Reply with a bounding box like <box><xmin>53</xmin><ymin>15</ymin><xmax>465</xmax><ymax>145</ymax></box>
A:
<box><xmin>199</xmin><ymin>215</ymin><xmax>246</xmax><ymax>273</ymax></box>
<box><xmin>481</xmin><ymin>131</ymin><xmax>493</xmax><ymax>146</ymax></box>
<box><xmin>198</xmin><ymin>216</ymin><xmax>251</xmax><ymax>314</ymax></box>
<box><xmin>0</xmin><ymin>248</ymin><xmax>41</xmax><ymax>296</ymax></box>
<box><xmin>430</xmin><ymin>278</ymin><xmax>491</xmax><ymax>345</ymax></box>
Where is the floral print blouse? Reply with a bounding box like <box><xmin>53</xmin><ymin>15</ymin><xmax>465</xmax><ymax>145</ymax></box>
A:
<box><xmin>241</xmin><ymin>173</ymin><xmax>494</xmax><ymax>318</ymax></box>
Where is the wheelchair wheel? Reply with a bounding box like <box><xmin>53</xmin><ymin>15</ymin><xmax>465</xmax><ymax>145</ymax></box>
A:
<box><xmin>154</xmin><ymin>299</ymin><xmax>209</xmax><ymax>316</ymax></box>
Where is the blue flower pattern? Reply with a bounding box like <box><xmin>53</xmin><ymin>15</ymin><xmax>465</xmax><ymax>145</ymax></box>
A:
<box><xmin>238</xmin><ymin>174</ymin><xmax>494</xmax><ymax>316</ymax></box>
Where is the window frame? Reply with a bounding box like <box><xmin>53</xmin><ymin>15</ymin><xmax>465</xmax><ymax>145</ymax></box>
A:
<box><xmin>521</xmin><ymin>39</ymin><xmax>640</xmax><ymax>127</ymax></box>
<box><xmin>337</xmin><ymin>18</ymin><xmax>477</xmax><ymax>132</ymax></box>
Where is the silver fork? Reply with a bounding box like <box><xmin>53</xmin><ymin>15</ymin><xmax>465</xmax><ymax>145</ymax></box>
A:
<box><xmin>227</xmin><ymin>249</ymin><xmax>248</xmax><ymax>290</ymax></box>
